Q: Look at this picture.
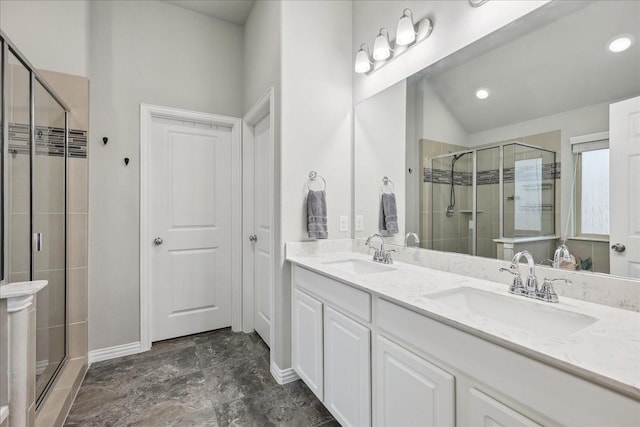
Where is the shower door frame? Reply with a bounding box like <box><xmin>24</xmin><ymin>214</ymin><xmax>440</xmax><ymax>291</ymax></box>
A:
<box><xmin>0</xmin><ymin>30</ymin><xmax>71</xmax><ymax>409</ymax></box>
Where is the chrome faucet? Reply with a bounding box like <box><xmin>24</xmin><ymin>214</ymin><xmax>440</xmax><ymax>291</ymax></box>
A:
<box><xmin>365</xmin><ymin>233</ymin><xmax>394</xmax><ymax>264</ymax></box>
<box><xmin>404</xmin><ymin>232</ymin><xmax>420</xmax><ymax>247</ymax></box>
<box><xmin>499</xmin><ymin>249</ymin><xmax>571</xmax><ymax>303</ymax></box>
<box><xmin>512</xmin><ymin>250</ymin><xmax>539</xmax><ymax>296</ymax></box>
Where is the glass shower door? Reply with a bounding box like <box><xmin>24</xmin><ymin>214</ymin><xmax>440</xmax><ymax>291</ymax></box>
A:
<box><xmin>33</xmin><ymin>79</ymin><xmax>67</xmax><ymax>404</ymax></box>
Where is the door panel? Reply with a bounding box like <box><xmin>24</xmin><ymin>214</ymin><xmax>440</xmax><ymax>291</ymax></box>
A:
<box><xmin>375</xmin><ymin>335</ymin><xmax>455</xmax><ymax>427</ymax></box>
<box><xmin>151</xmin><ymin>118</ymin><xmax>232</xmax><ymax>341</ymax></box>
<box><xmin>253</xmin><ymin>113</ymin><xmax>272</xmax><ymax>345</ymax></box>
<box><xmin>324</xmin><ymin>306</ymin><xmax>371</xmax><ymax>427</ymax></box>
<box><xmin>292</xmin><ymin>289</ymin><xmax>324</xmax><ymax>400</ymax></box>
<box><xmin>610</xmin><ymin>97</ymin><xmax>640</xmax><ymax>278</ymax></box>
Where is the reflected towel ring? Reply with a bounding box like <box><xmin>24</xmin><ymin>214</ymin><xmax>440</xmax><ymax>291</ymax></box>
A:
<box><xmin>306</xmin><ymin>170</ymin><xmax>327</xmax><ymax>192</ymax></box>
<box><xmin>381</xmin><ymin>176</ymin><xmax>395</xmax><ymax>194</ymax></box>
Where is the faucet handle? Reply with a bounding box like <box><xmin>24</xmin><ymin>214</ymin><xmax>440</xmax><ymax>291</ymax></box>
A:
<box><xmin>537</xmin><ymin>277</ymin><xmax>571</xmax><ymax>303</ymax></box>
<box><xmin>500</xmin><ymin>267</ymin><xmax>526</xmax><ymax>295</ymax></box>
<box><xmin>499</xmin><ymin>267</ymin><xmax>519</xmax><ymax>276</ymax></box>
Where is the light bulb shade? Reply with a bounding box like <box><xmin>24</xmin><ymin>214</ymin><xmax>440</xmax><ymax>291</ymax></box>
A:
<box><xmin>373</xmin><ymin>31</ymin><xmax>391</xmax><ymax>61</ymax></box>
<box><xmin>354</xmin><ymin>48</ymin><xmax>371</xmax><ymax>74</ymax></box>
<box><xmin>396</xmin><ymin>15</ymin><xmax>416</xmax><ymax>46</ymax></box>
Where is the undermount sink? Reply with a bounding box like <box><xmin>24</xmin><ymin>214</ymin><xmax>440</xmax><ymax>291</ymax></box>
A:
<box><xmin>322</xmin><ymin>258</ymin><xmax>396</xmax><ymax>275</ymax></box>
<box><xmin>426</xmin><ymin>287</ymin><xmax>598</xmax><ymax>338</ymax></box>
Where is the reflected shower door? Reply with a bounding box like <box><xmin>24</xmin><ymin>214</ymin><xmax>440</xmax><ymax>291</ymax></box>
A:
<box><xmin>33</xmin><ymin>79</ymin><xmax>67</xmax><ymax>404</ymax></box>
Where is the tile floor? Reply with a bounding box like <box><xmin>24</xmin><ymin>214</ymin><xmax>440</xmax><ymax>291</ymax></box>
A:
<box><xmin>65</xmin><ymin>328</ymin><xmax>338</xmax><ymax>426</ymax></box>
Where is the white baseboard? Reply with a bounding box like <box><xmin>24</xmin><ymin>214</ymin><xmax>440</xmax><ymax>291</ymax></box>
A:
<box><xmin>88</xmin><ymin>341</ymin><xmax>144</xmax><ymax>364</ymax></box>
<box><xmin>270</xmin><ymin>360</ymin><xmax>300</xmax><ymax>385</ymax></box>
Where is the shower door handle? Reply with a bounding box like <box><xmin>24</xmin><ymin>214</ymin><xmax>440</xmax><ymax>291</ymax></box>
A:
<box><xmin>34</xmin><ymin>233</ymin><xmax>43</xmax><ymax>252</ymax></box>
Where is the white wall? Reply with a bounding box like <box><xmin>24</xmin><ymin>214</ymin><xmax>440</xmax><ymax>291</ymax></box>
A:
<box><xmin>243</xmin><ymin>1</ymin><xmax>281</xmax><ymax>113</ymax></box>
<box><xmin>242</xmin><ymin>0</ymin><xmax>285</xmax><ymax>367</ymax></box>
<box><xmin>352</xmin><ymin>0</ymin><xmax>549</xmax><ymax>104</ymax></box>
<box><xmin>354</xmin><ymin>80</ymin><xmax>406</xmax><ymax>244</ymax></box>
<box><xmin>0</xmin><ymin>0</ymin><xmax>90</xmax><ymax>77</ymax></box>
<box><xmin>277</xmin><ymin>0</ymin><xmax>353</xmax><ymax>369</ymax></box>
<box><xmin>88</xmin><ymin>0</ymin><xmax>244</xmax><ymax>351</ymax></box>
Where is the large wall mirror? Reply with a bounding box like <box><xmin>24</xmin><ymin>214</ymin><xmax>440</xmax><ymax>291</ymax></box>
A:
<box><xmin>354</xmin><ymin>0</ymin><xmax>640</xmax><ymax>279</ymax></box>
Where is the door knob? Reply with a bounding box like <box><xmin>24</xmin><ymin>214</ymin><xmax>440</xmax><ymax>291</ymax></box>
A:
<box><xmin>249</xmin><ymin>234</ymin><xmax>258</xmax><ymax>242</ymax></box>
<box><xmin>611</xmin><ymin>243</ymin><xmax>626</xmax><ymax>253</ymax></box>
<box><xmin>153</xmin><ymin>237</ymin><xmax>164</xmax><ymax>245</ymax></box>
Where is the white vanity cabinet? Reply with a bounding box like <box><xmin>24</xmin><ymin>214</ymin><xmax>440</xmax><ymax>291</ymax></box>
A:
<box><xmin>292</xmin><ymin>289</ymin><xmax>324</xmax><ymax>400</ymax></box>
<box><xmin>291</xmin><ymin>266</ymin><xmax>372</xmax><ymax>427</ymax></box>
<box><xmin>466</xmin><ymin>387</ymin><xmax>541</xmax><ymax>427</ymax></box>
<box><xmin>325</xmin><ymin>307</ymin><xmax>371</xmax><ymax>427</ymax></box>
<box><xmin>290</xmin><ymin>263</ymin><xmax>640</xmax><ymax>427</ymax></box>
<box><xmin>375</xmin><ymin>335</ymin><xmax>455</xmax><ymax>427</ymax></box>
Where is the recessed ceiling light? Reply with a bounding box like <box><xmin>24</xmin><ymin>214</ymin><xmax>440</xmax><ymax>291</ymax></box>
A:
<box><xmin>476</xmin><ymin>89</ymin><xmax>489</xmax><ymax>100</ymax></box>
<box><xmin>608</xmin><ymin>36</ymin><xmax>633</xmax><ymax>53</ymax></box>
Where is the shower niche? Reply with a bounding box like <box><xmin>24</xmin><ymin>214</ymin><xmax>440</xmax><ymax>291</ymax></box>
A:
<box><xmin>422</xmin><ymin>140</ymin><xmax>557</xmax><ymax>258</ymax></box>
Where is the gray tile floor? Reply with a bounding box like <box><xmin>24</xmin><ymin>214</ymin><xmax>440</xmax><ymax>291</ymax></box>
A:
<box><xmin>65</xmin><ymin>328</ymin><xmax>339</xmax><ymax>426</ymax></box>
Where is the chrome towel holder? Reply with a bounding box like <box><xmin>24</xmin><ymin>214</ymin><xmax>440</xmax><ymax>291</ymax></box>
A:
<box><xmin>306</xmin><ymin>170</ymin><xmax>326</xmax><ymax>192</ymax></box>
<box><xmin>381</xmin><ymin>176</ymin><xmax>395</xmax><ymax>194</ymax></box>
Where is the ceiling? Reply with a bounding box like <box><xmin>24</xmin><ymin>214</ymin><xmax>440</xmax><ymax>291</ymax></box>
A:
<box><xmin>164</xmin><ymin>0</ymin><xmax>255</xmax><ymax>25</ymax></box>
<box><xmin>418</xmin><ymin>1</ymin><xmax>640</xmax><ymax>135</ymax></box>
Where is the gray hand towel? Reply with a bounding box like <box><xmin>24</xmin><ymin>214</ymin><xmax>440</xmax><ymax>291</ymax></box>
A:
<box><xmin>307</xmin><ymin>190</ymin><xmax>328</xmax><ymax>239</ymax></box>
<box><xmin>379</xmin><ymin>192</ymin><xmax>399</xmax><ymax>235</ymax></box>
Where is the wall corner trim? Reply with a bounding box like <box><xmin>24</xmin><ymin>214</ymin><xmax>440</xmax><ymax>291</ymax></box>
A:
<box><xmin>88</xmin><ymin>342</ymin><xmax>143</xmax><ymax>364</ymax></box>
<box><xmin>270</xmin><ymin>360</ymin><xmax>300</xmax><ymax>385</ymax></box>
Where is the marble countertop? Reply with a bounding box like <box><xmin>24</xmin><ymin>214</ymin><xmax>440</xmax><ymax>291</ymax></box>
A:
<box><xmin>286</xmin><ymin>250</ymin><xmax>640</xmax><ymax>400</ymax></box>
<box><xmin>0</xmin><ymin>280</ymin><xmax>48</xmax><ymax>299</ymax></box>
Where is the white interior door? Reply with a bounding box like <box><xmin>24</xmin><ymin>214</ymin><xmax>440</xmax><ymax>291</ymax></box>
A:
<box><xmin>610</xmin><ymin>96</ymin><xmax>640</xmax><ymax>278</ymax></box>
<box><xmin>150</xmin><ymin>116</ymin><xmax>233</xmax><ymax>342</ymax></box>
<box><xmin>252</xmin><ymin>113</ymin><xmax>273</xmax><ymax>346</ymax></box>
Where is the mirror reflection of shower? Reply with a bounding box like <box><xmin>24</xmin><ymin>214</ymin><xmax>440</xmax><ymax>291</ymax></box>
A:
<box><xmin>424</xmin><ymin>139</ymin><xmax>556</xmax><ymax>258</ymax></box>
<box><xmin>446</xmin><ymin>152</ymin><xmax>472</xmax><ymax>217</ymax></box>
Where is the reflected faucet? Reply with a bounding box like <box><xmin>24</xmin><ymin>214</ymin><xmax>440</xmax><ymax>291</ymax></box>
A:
<box><xmin>404</xmin><ymin>232</ymin><xmax>420</xmax><ymax>247</ymax></box>
<box><xmin>365</xmin><ymin>233</ymin><xmax>394</xmax><ymax>264</ymax></box>
<box><xmin>511</xmin><ymin>250</ymin><xmax>539</xmax><ymax>296</ymax></box>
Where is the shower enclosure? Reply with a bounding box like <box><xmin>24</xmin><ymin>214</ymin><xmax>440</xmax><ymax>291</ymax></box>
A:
<box><xmin>426</xmin><ymin>143</ymin><xmax>556</xmax><ymax>258</ymax></box>
<box><xmin>1</xmin><ymin>32</ymin><xmax>70</xmax><ymax>407</ymax></box>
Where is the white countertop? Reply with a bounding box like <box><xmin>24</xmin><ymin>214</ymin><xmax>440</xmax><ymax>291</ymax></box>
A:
<box><xmin>287</xmin><ymin>250</ymin><xmax>640</xmax><ymax>400</ymax></box>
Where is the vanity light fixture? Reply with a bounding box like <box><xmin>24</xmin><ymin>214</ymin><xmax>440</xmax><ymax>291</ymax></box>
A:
<box><xmin>608</xmin><ymin>36</ymin><xmax>634</xmax><ymax>53</ymax></box>
<box><xmin>354</xmin><ymin>44</ymin><xmax>373</xmax><ymax>73</ymax></box>
<box><xmin>396</xmin><ymin>9</ymin><xmax>417</xmax><ymax>46</ymax></box>
<box><xmin>355</xmin><ymin>8</ymin><xmax>434</xmax><ymax>75</ymax></box>
<box><xmin>373</xmin><ymin>28</ymin><xmax>392</xmax><ymax>61</ymax></box>
<box><xmin>475</xmin><ymin>88</ymin><xmax>490</xmax><ymax>100</ymax></box>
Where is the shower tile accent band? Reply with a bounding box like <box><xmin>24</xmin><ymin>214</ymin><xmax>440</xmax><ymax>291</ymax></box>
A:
<box><xmin>8</xmin><ymin>123</ymin><xmax>87</xmax><ymax>159</ymax></box>
<box><xmin>424</xmin><ymin>163</ymin><xmax>561</xmax><ymax>185</ymax></box>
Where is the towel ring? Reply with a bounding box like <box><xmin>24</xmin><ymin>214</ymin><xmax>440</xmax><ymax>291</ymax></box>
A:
<box><xmin>381</xmin><ymin>176</ymin><xmax>395</xmax><ymax>194</ymax></box>
<box><xmin>306</xmin><ymin>170</ymin><xmax>326</xmax><ymax>192</ymax></box>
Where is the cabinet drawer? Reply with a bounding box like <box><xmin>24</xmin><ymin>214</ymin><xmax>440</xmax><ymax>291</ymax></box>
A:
<box><xmin>294</xmin><ymin>266</ymin><xmax>371</xmax><ymax>322</ymax></box>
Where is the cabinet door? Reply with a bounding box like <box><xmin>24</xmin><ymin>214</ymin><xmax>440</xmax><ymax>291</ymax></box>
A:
<box><xmin>292</xmin><ymin>289</ymin><xmax>324</xmax><ymax>400</ymax></box>
<box><xmin>375</xmin><ymin>335</ymin><xmax>455</xmax><ymax>427</ymax></box>
<box><xmin>467</xmin><ymin>387</ymin><xmax>541</xmax><ymax>427</ymax></box>
<box><xmin>324</xmin><ymin>306</ymin><xmax>371</xmax><ymax>427</ymax></box>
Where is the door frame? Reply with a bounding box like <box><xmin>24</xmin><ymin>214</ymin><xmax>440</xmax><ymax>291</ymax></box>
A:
<box><xmin>242</xmin><ymin>88</ymin><xmax>275</xmax><ymax>348</ymax></box>
<box><xmin>139</xmin><ymin>103</ymin><xmax>242</xmax><ymax>351</ymax></box>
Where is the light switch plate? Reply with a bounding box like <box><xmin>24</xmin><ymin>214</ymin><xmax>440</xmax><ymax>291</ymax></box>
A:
<box><xmin>355</xmin><ymin>215</ymin><xmax>364</xmax><ymax>231</ymax></box>
<box><xmin>339</xmin><ymin>216</ymin><xmax>349</xmax><ymax>232</ymax></box>
<box><xmin>469</xmin><ymin>220</ymin><xmax>474</xmax><ymax>230</ymax></box>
